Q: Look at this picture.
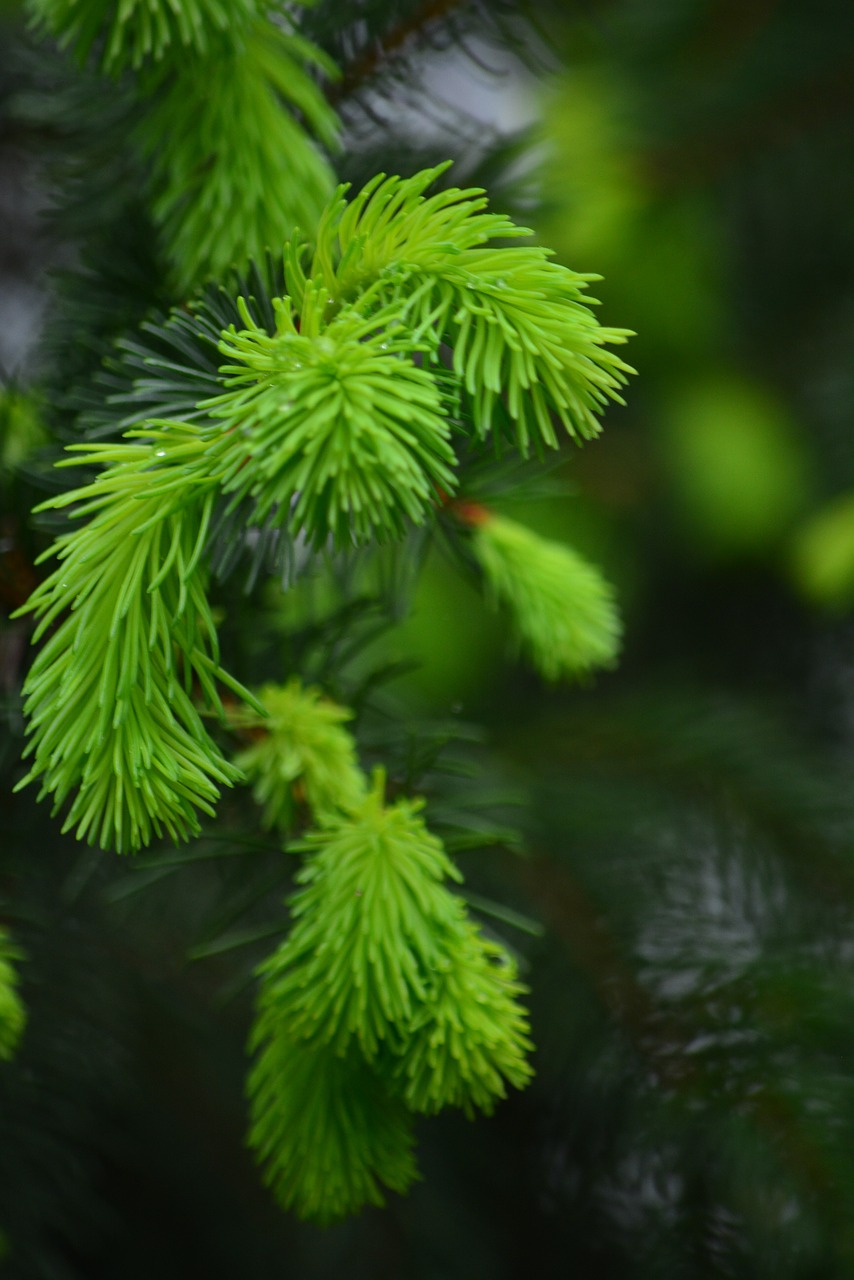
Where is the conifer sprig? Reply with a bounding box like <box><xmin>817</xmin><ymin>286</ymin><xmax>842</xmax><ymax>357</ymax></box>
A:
<box><xmin>247</xmin><ymin>775</ymin><xmax>534</xmax><ymax>1220</ymax></box>
<box><xmin>302</xmin><ymin>166</ymin><xmax>635</xmax><ymax>451</ymax></box>
<box><xmin>140</xmin><ymin>19</ymin><xmax>339</xmax><ymax>294</ymax></box>
<box><xmin>210</xmin><ymin>295</ymin><xmax>457</xmax><ymax>547</ymax></box>
<box><xmin>13</xmin><ymin>425</ymin><xmax>253</xmax><ymax>852</ymax></box>
<box><xmin>247</xmin><ymin>1020</ymin><xmax>419</xmax><ymax>1223</ymax></box>
<box><xmin>16</xmin><ymin>169</ymin><xmax>629</xmax><ymax>851</ymax></box>
<box><xmin>14</xmin><ymin>0</ymin><xmax>628</xmax><ymax>1238</ymax></box>
<box><xmin>202</xmin><ymin>163</ymin><xmax>632</xmax><ymax>539</ymax></box>
<box><xmin>258</xmin><ymin>777</ymin><xmax>467</xmax><ymax>1059</ymax></box>
<box><xmin>232</xmin><ymin>679</ymin><xmax>366</xmax><ymax>832</ymax></box>
<box><xmin>28</xmin><ymin>0</ymin><xmax>265</xmax><ymax>72</ymax></box>
<box><xmin>393</xmin><ymin>923</ymin><xmax>533</xmax><ymax>1117</ymax></box>
<box><xmin>29</xmin><ymin>0</ymin><xmax>341</xmax><ymax>295</ymax></box>
<box><xmin>466</xmin><ymin>508</ymin><xmax>622</xmax><ymax>680</ymax></box>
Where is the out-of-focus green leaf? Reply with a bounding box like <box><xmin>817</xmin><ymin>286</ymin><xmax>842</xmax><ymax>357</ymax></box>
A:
<box><xmin>790</xmin><ymin>491</ymin><xmax>854</xmax><ymax>608</ymax></box>
<box><xmin>656</xmin><ymin>374</ymin><xmax>814</xmax><ymax>557</ymax></box>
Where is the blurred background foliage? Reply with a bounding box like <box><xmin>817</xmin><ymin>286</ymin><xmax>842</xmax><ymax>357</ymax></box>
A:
<box><xmin>5</xmin><ymin>0</ymin><xmax>854</xmax><ymax>1275</ymax></box>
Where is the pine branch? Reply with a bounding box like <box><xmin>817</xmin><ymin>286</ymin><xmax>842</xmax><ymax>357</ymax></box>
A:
<box><xmin>13</xmin><ymin>426</ymin><xmax>255</xmax><ymax>852</ymax></box>
<box><xmin>137</xmin><ymin>18</ymin><xmax>340</xmax><ymax>295</ymax></box>
<box><xmin>259</xmin><ymin>776</ymin><xmax>469</xmax><ymax>1059</ymax></box>
<box><xmin>311</xmin><ymin>166</ymin><xmax>634</xmax><ymax>451</ymax></box>
<box><xmin>27</xmin><ymin>0</ymin><xmax>266</xmax><ymax>73</ymax></box>
<box><xmin>15</xmin><ymin>167</ymin><xmax>630</xmax><ymax>849</ymax></box>
<box><xmin>246</xmin><ymin>772</ymin><xmax>533</xmax><ymax>1219</ymax></box>
<box><xmin>393</xmin><ymin>919</ymin><xmax>532</xmax><ymax>1116</ymax></box>
<box><xmin>211</xmin><ymin>292</ymin><xmax>457</xmax><ymax>547</ymax></box>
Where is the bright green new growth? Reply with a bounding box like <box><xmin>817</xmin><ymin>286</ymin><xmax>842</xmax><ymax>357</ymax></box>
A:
<box><xmin>393</xmin><ymin>921</ymin><xmax>533</xmax><ymax>1117</ymax></box>
<box><xmin>28</xmin><ymin>0</ymin><xmax>340</xmax><ymax>295</ymax></box>
<box><xmin>232</xmin><ymin>679</ymin><xmax>366</xmax><ymax>831</ymax></box>
<box><xmin>28</xmin><ymin>0</ymin><xmax>265</xmax><ymax>71</ymax></box>
<box><xmin>257</xmin><ymin>778</ymin><xmax>468</xmax><ymax>1059</ymax></box>
<box><xmin>140</xmin><ymin>19</ymin><xmax>339</xmax><ymax>294</ymax></box>
<box><xmin>472</xmin><ymin>512</ymin><xmax>621</xmax><ymax>680</ymax></box>
<box><xmin>17</xmin><ymin>167</ymin><xmax>629</xmax><ymax>852</ymax></box>
<box><xmin>211</xmin><ymin>294</ymin><xmax>456</xmax><ymax>547</ymax></box>
<box><xmin>0</xmin><ymin>930</ymin><xmax>26</xmax><ymax>1062</ymax></box>
<box><xmin>17</xmin><ymin>0</ymin><xmax>626</xmax><ymax>1233</ymax></box>
<box><xmin>204</xmin><ymin>164</ymin><xmax>632</xmax><ymax>529</ymax></box>
<box><xmin>247</xmin><ymin>775</ymin><xmax>534</xmax><ymax>1219</ymax></box>
<box><xmin>303</xmin><ymin>165</ymin><xmax>634</xmax><ymax>452</ymax></box>
<box><xmin>14</xmin><ymin>424</ymin><xmax>252</xmax><ymax>853</ymax></box>
<box><xmin>247</xmin><ymin>1021</ymin><xmax>418</xmax><ymax>1224</ymax></box>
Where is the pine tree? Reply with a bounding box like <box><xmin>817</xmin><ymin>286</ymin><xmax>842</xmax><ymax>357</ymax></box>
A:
<box><xmin>4</xmin><ymin>0</ymin><xmax>854</xmax><ymax>1276</ymax></box>
<box><xmin>2</xmin><ymin>0</ymin><xmax>631</xmax><ymax>1246</ymax></box>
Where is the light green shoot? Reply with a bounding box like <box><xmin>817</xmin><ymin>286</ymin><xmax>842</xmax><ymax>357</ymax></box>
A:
<box><xmin>471</xmin><ymin>511</ymin><xmax>622</xmax><ymax>680</ymax></box>
<box><xmin>14</xmin><ymin>425</ymin><xmax>255</xmax><ymax>852</ymax></box>
<box><xmin>232</xmin><ymin>679</ymin><xmax>367</xmax><ymax>832</ymax></box>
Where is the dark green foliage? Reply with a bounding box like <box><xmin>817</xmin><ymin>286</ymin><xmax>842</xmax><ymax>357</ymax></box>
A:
<box><xmin>0</xmin><ymin>930</ymin><xmax>26</xmax><ymax>1061</ymax></box>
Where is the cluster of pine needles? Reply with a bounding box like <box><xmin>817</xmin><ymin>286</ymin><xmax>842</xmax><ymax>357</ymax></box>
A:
<box><xmin>238</xmin><ymin>683</ymin><xmax>533</xmax><ymax>1220</ymax></box>
<box><xmin>8</xmin><ymin>0</ymin><xmax>634</xmax><ymax>1226</ymax></box>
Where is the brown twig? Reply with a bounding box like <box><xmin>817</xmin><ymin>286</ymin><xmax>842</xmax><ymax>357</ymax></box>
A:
<box><xmin>329</xmin><ymin>0</ymin><xmax>471</xmax><ymax>103</ymax></box>
<box><xmin>0</xmin><ymin>518</ymin><xmax>38</xmax><ymax>612</ymax></box>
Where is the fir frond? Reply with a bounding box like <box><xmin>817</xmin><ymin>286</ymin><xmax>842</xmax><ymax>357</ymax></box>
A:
<box><xmin>393</xmin><ymin>921</ymin><xmax>534</xmax><ymax>1117</ymax></box>
<box><xmin>138</xmin><ymin>19</ymin><xmax>339</xmax><ymax>294</ymax></box>
<box><xmin>209</xmin><ymin>295</ymin><xmax>457</xmax><ymax>547</ymax></box>
<box><xmin>27</xmin><ymin>0</ymin><xmax>263</xmax><ymax>73</ymax></box>
<box><xmin>0</xmin><ymin>930</ymin><xmax>26</xmax><ymax>1062</ymax></box>
<box><xmin>246</xmin><ymin>1025</ymin><xmax>418</xmax><ymax>1224</ymax></box>
<box><xmin>470</xmin><ymin>511</ymin><xmax>622</xmax><ymax>680</ymax></box>
<box><xmin>251</xmin><ymin>773</ymin><xmax>535</xmax><ymax>1102</ymax></box>
<box><xmin>311</xmin><ymin>167</ymin><xmax>635</xmax><ymax>451</ymax></box>
<box><xmin>232</xmin><ymin>678</ymin><xmax>366</xmax><ymax>831</ymax></box>
<box><xmin>254</xmin><ymin>774</ymin><xmax>468</xmax><ymax>1058</ymax></box>
<box><xmin>13</xmin><ymin>424</ymin><xmax>251</xmax><ymax>853</ymax></box>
